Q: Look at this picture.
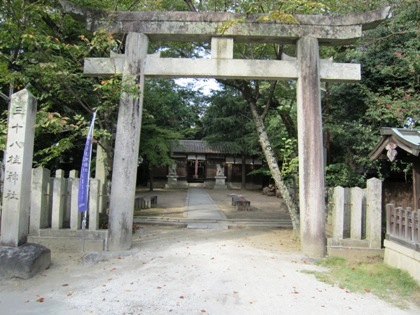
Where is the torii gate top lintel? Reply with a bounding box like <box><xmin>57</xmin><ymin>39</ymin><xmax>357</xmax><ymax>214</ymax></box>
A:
<box><xmin>60</xmin><ymin>0</ymin><xmax>389</xmax><ymax>45</ymax></box>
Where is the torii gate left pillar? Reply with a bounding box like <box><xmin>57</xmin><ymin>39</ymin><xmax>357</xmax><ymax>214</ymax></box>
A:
<box><xmin>297</xmin><ymin>37</ymin><xmax>325</xmax><ymax>256</ymax></box>
<box><xmin>107</xmin><ymin>33</ymin><xmax>148</xmax><ymax>250</ymax></box>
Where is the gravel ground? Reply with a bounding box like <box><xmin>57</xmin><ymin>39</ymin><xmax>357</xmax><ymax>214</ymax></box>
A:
<box><xmin>0</xmin><ymin>189</ymin><xmax>418</xmax><ymax>315</ymax></box>
<box><xmin>0</xmin><ymin>227</ymin><xmax>419</xmax><ymax>314</ymax></box>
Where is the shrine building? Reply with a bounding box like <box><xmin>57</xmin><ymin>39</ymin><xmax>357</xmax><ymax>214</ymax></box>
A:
<box><xmin>148</xmin><ymin>140</ymin><xmax>264</xmax><ymax>189</ymax></box>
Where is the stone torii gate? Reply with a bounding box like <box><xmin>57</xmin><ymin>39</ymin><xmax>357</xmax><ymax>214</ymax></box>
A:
<box><xmin>62</xmin><ymin>1</ymin><xmax>389</xmax><ymax>257</ymax></box>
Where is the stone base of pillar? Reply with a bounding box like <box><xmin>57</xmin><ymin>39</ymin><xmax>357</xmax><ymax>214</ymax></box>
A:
<box><xmin>214</xmin><ymin>176</ymin><xmax>227</xmax><ymax>189</ymax></box>
<box><xmin>165</xmin><ymin>175</ymin><xmax>179</xmax><ymax>188</ymax></box>
<box><xmin>0</xmin><ymin>243</ymin><xmax>51</xmax><ymax>280</ymax></box>
<box><xmin>327</xmin><ymin>238</ymin><xmax>384</xmax><ymax>259</ymax></box>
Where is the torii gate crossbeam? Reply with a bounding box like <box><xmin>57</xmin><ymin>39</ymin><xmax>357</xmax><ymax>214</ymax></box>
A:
<box><xmin>62</xmin><ymin>1</ymin><xmax>389</xmax><ymax>257</ymax></box>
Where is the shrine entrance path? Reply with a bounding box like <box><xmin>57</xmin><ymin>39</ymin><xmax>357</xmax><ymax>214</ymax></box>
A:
<box><xmin>185</xmin><ymin>188</ymin><xmax>227</xmax><ymax>229</ymax></box>
<box><xmin>134</xmin><ymin>187</ymin><xmax>292</xmax><ymax>220</ymax></box>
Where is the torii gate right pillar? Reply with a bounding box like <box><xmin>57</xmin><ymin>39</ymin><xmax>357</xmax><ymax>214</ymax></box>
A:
<box><xmin>297</xmin><ymin>37</ymin><xmax>325</xmax><ymax>258</ymax></box>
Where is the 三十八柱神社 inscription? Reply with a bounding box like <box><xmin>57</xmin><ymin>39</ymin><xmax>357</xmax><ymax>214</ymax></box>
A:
<box><xmin>0</xmin><ymin>89</ymin><xmax>37</xmax><ymax>247</ymax></box>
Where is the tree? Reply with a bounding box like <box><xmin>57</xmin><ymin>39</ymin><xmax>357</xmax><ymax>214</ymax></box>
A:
<box><xmin>3</xmin><ymin>0</ymin><xmax>411</xmax><ymax>236</ymax></box>
<box><xmin>178</xmin><ymin>0</ymin><xmax>335</xmax><ymax>233</ymax></box>
<box><xmin>41</xmin><ymin>1</ymin><xmax>304</xmax><ymax>232</ymax></box>
<box><xmin>140</xmin><ymin>78</ymin><xmax>206</xmax><ymax>190</ymax></box>
<box><xmin>0</xmin><ymin>0</ymin><xmax>121</xmax><ymax>175</ymax></box>
<box><xmin>202</xmin><ymin>86</ymin><xmax>259</xmax><ymax>188</ymax></box>
<box><xmin>0</xmin><ymin>0</ymin><xmax>206</xmax><ymax>182</ymax></box>
<box><xmin>325</xmin><ymin>0</ymin><xmax>419</xmax><ymax>186</ymax></box>
<box><xmin>233</xmin><ymin>79</ymin><xmax>300</xmax><ymax>231</ymax></box>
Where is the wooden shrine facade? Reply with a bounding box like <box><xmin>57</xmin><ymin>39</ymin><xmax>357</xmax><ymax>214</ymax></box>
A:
<box><xmin>149</xmin><ymin>140</ymin><xmax>264</xmax><ymax>188</ymax></box>
<box><xmin>370</xmin><ymin>127</ymin><xmax>420</xmax><ymax>210</ymax></box>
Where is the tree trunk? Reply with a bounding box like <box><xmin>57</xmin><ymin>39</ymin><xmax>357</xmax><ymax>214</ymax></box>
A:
<box><xmin>241</xmin><ymin>155</ymin><xmax>246</xmax><ymax>189</ymax></box>
<box><xmin>97</xmin><ymin>137</ymin><xmax>113</xmax><ymax>181</ymax></box>
<box><xmin>248</xmin><ymin>99</ymin><xmax>300</xmax><ymax>233</ymax></box>
<box><xmin>148</xmin><ymin>166</ymin><xmax>154</xmax><ymax>191</ymax></box>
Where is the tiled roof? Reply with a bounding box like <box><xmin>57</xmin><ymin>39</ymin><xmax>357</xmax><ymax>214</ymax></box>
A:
<box><xmin>171</xmin><ymin>140</ymin><xmax>241</xmax><ymax>155</ymax></box>
<box><xmin>370</xmin><ymin>127</ymin><xmax>420</xmax><ymax>159</ymax></box>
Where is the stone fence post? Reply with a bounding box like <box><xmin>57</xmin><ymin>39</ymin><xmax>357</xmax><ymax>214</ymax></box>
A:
<box><xmin>332</xmin><ymin>187</ymin><xmax>349</xmax><ymax>239</ymax></box>
<box><xmin>366</xmin><ymin>177</ymin><xmax>382</xmax><ymax>248</ymax></box>
<box><xmin>51</xmin><ymin>169</ymin><xmax>65</xmax><ymax>229</ymax></box>
<box><xmin>69</xmin><ymin>170</ymin><xmax>80</xmax><ymax>230</ymax></box>
<box><xmin>88</xmin><ymin>178</ymin><xmax>100</xmax><ymax>230</ymax></box>
<box><xmin>30</xmin><ymin>166</ymin><xmax>50</xmax><ymax>233</ymax></box>
<box><xmin>350</xmin><ymin>187</ymin><xmax>366</xmax><ymax>240</ymax></box>
<box><xmin>28</xmin><ymin>169</ymin><xmax>104</xmax><ymax>232</ymax></box>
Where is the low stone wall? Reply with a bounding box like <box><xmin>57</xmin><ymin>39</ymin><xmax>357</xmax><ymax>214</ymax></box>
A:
<box><xmin>384</xmin><ymin>239</ymin><xmax>420</xmax><ymax>284</ymax></box>
<box><xmin>327</xmin><ymin>178</ymin><xmax>383</xmax><ymax>258</ymax></box>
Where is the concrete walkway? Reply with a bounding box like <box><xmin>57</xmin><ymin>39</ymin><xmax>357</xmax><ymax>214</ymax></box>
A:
<box><xmin>185</xmin><ymin>188</ymin><xmax>227</xmax><ymax>229</ymax></box>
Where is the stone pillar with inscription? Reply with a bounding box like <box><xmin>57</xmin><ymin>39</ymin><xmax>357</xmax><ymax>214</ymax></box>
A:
<box><xmin>1</xmin><ymin>89</ymin><xmax>37</xmax><ymax>247</ymax></box>
<box><xmin>0</xmin><ymin>89</ymin><xmax>51</xmax><ymax>280</ymax></box>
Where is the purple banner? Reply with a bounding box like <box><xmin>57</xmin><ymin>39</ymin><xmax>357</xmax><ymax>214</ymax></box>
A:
<box><xmin>78</xmin><ymin>112</ymin><xmax>96</xmax><ymax>213</ymax></box>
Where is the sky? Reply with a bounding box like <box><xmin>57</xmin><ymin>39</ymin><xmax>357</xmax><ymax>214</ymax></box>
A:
<box><xmin>175</xmin><ymin>78</ymin><xmax>222</xmax><ymax>96</ymax></box>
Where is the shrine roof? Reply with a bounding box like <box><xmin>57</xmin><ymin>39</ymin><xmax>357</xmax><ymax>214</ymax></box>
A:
<box><xmin>171</xmin><ymin>140</ymin><xmax>241</xmax><ymax>155</ymax></box>
<box><xmin>370</xmin><ymin>127</ymin><xmax>420</xmax><ymax>160</ymax></box>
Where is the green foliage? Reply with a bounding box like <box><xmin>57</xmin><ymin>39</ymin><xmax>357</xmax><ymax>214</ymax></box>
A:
<box><xmin>0</xmin><ymin>112</ymin><xmax>8</xmax><ymax>151</ymax></box>
<box><xmin>140</xmin><ymin>124</ymin><xmax>181</xmax><ymax>168</ymax></box>
<box><xmin>265</xmin><ymin>109</ymin><xmax>298</xmax><ymax>179</ymax></box>
<box><xmin>0</xmin><ymin>0</ymin><xmax>122</xmax><ymax>170</ymax></box>
<box><xmin>324</xmin><ymin>0</ymin><xmax>391</xmax><ymax>15</ymax></box>
<box><xmin>279</xmin><ymin>138</ymin><xmax>298</xmax><ymax>178</ymax></box>
<box><xmin>0</xmin><ymin>0</ymin><xmax>211</xmax><ymax>176</ymax></box>
<box><xmin>325</xmin><ymin>0</ymin><xmax>419</xmax><ymax>186</ymax></box>
<box><xmin>325</xmin><ymin>163</ymin><xmax>366</xmax><ymax>187</ymax></box>
<box><xmin>92</xmin><ymin>76</ymin><xmax>121</xmax><ymax>112</ymax></box>
<box><xmin>201</xmin><ymin>86</ymin><xmax>259</xmax><ymax>156</ymax></box>
<box><xmin>143</xmin><ymin>79</ymin><xmax>205</xmax><ymax>138</ymax></box>
<box><xmin>138</xmin><ymin>78</ymin><xmax>206</xmax><ymax>171</ymax></box>
<box><xmin>1</xmin><ymin>0</ymin><xmax>417</xmax><ymax>190</ymax></box>
<box><xmin>216</xmin><ymin>0</ymin><xmax>330</xmax><ymax>35</ymax></box>
<box><xmin>72</xmin><ymin>0</ymin><xmax>189</xmax><ymax>11</ymax></box>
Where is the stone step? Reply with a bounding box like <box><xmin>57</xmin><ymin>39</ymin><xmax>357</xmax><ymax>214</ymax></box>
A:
<box><xmin>134</xmin><ymin>216</ymin><xmax>293</xmax><ymax>228</ymax></box>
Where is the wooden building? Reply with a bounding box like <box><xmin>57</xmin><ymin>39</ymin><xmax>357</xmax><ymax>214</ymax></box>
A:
<box><xmin>149</xmin><ymin>140</ymin><xmax>265</xmax><ymax>189</ymax></box>
<box><xmin>370</xmin><ymin>127</ymin><xmax>420</xmax><ymax>210</ymax></box>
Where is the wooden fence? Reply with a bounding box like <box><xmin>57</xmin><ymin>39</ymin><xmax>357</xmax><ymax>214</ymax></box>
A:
<box><xmin>386</xmin><ymin>204</ymin><xmax>420</xmax><ymax>249</ymax></box>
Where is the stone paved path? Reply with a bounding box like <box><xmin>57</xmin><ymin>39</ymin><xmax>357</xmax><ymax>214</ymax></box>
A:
<box><xmin>185</xmin><ymin>188</ymin><xmax>227</xmax><ymax>229</ymax></box>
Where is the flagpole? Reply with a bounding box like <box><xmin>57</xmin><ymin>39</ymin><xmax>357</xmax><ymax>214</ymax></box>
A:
<box><xmin>79</xmin><ymin>111</ymin><xmax>97</xmax><ymax>252</ymax></box>
<box><xmin>82</xmin><ymin>111</ymin><xmax>96</xmax><ymax>228</ymax></box>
